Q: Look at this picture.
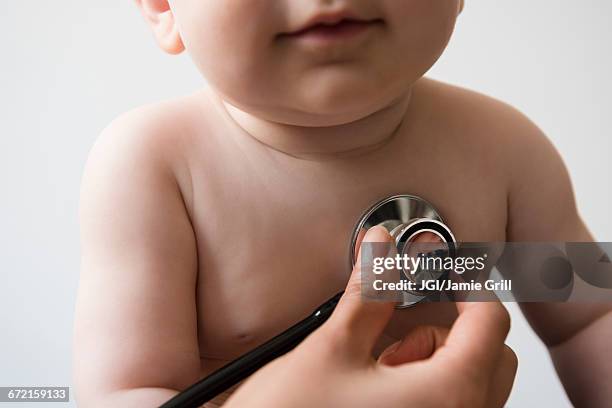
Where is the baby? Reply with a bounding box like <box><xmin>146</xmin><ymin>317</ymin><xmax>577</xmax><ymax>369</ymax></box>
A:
<box><xmin>74</xmin><ymin>0</ymin><xmax>612</xmax><ymax>407</ymax></box>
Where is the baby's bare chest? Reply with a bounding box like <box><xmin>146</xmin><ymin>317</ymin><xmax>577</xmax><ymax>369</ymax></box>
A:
<box><xmin>184</xmin><ymin>137</ymin><xmax>508</xmax><ymax>366</ymax></box>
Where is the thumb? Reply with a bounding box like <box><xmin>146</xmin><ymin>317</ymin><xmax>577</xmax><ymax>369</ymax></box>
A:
<box><xmin>378</xmin><ymin>325</ymin><xmax>450</xmax><ymax>366</ymax></box>
<box><xmin>324</xmin><ymin>226</ymin><xmax>396</xmax><ymax>357</ymax></box>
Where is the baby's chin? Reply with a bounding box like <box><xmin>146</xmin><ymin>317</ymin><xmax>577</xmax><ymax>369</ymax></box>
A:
<box><xmin>281</xmin><ymin>79</ymin><xmax>405</xmax><ymax>124</ymax></box>
<box><xmin>215</xmin><ymin>66</ymin><xmax>411</xmax><ymax>126</ymax></box>
<box><xmin>262</xmin><ymin>96</ymin><xmax>395</xmax><ymax>127</ymax></box>
<box><xmin>223</xmin><ymin>90</ymin><xmax>399</xmax><ymax>128</ymax></box>
<box><xmin>300</xmin><ymin>96</ymin><xmax>402</xmax><ymax>127</ymax></box>
<box><xmin>290</xmin><ymin>102</ymin><xmax>387</xmax><ymax>127</ymax></box>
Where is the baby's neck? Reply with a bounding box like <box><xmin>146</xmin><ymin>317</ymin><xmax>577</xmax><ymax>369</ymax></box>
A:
<box><xmin>219</xmin><ymin>92</ymin><xmax>412</xmax><ymax>160</ymax></box>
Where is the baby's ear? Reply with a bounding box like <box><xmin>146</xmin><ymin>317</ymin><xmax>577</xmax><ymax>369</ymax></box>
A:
<box><xmin>135</xmin><ymin>0</ymin><xmax>184</xmax><ymax>54</ymax></box>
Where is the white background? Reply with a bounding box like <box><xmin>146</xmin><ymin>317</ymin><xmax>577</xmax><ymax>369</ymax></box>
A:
<box><xmin>1</xmin><ymin>1</ymin><xmax>610</xmax><ymax>406</ymax></box>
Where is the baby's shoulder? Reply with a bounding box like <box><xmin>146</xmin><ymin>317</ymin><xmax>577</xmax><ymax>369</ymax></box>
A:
<box><xmin>89</xmin><ymin>92</ymin><xmax>219</xmax><ymax>181</ymax></box>
<box><xmin>413</xmin><ymin>79</ymin><xmax>572</xmax><ymax>211</ymax></box>
<box><xmin>84</xmin><ymin>92</ymin><xmax>219</xmax><ymax>212</ymax></box>
<box><xmin>416</xmin><ymin>78</ymin><xmax>546</xmax><ymax>148</ymax></box>
<box><xmin>94</xmin><ymin>93</ymin><xmax>213</xmax><ymax>163</ymax></box>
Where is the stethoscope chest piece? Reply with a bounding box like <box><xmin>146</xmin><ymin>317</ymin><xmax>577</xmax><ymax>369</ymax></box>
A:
<box><xmin>349</xmin><ymin>194</ymin><xmax>457</xmax><ymax>308</ymax></box>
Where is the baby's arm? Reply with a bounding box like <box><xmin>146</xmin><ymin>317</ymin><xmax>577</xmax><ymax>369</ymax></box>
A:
<box><xmin>503</xmin><ymin>111</ymin><xmax>612</xmax><ymax>407</ymax></box>
<box><xmin>74</xmin><ymin>111</ymin><xmax>200</xmax><ymax>406</ymax></box>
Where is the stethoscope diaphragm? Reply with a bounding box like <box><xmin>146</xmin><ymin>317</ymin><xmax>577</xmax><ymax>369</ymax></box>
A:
<box><xmin>350</xmin><ymin>194</ymin><xmax>457</xmax><ymax>307</ymax></box>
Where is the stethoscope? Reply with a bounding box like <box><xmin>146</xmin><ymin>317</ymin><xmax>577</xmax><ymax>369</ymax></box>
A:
<box><xmin>160</xmin><ymin>194</ymin><xmax>457</xmax><ymax>408</ymax></box>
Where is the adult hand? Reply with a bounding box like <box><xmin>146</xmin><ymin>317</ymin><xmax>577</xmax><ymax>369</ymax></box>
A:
<box><xmin>224</xmin><ymin>226</ymin><xmax>517</xmax><ymax>408</ymax></box>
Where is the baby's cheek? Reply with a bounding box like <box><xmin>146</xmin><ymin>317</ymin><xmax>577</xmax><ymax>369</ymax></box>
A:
<box><xmin>382</xmin><ymin>0</ymin><xmax>458</xmax><ymax>60</ymax></box>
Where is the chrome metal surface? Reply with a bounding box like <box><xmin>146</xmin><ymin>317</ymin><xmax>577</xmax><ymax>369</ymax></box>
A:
<box><xmin>349</xmin><ymin>194</ymin><xmax>456</xmax><ymax>308</ymax></box>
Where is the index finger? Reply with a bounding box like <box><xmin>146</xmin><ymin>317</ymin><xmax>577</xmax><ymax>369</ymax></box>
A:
<box><xmin>324</xmin><ymin>226</ymin><xmax>396</xmax><ymax>357</ymax></box>
<box><xmin>435</xmin><ymin>301</ymin><xmax>511</xmax><ymax>378</ymax></box>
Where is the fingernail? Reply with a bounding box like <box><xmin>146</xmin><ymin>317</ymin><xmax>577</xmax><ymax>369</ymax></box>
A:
<box><xmin>361</xmin><ymin>226</ymin><xmax>392</xmax><ymax>262</ymax></box>
<box><xmin>379</xmin><ymin>340</ymin><xmax>401</xmax><ymax>360</ymax></box>
<box><xmin>363</xmin><ymin>225</ymin><xmax>391</xmax><ymax>243</ymax></box>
